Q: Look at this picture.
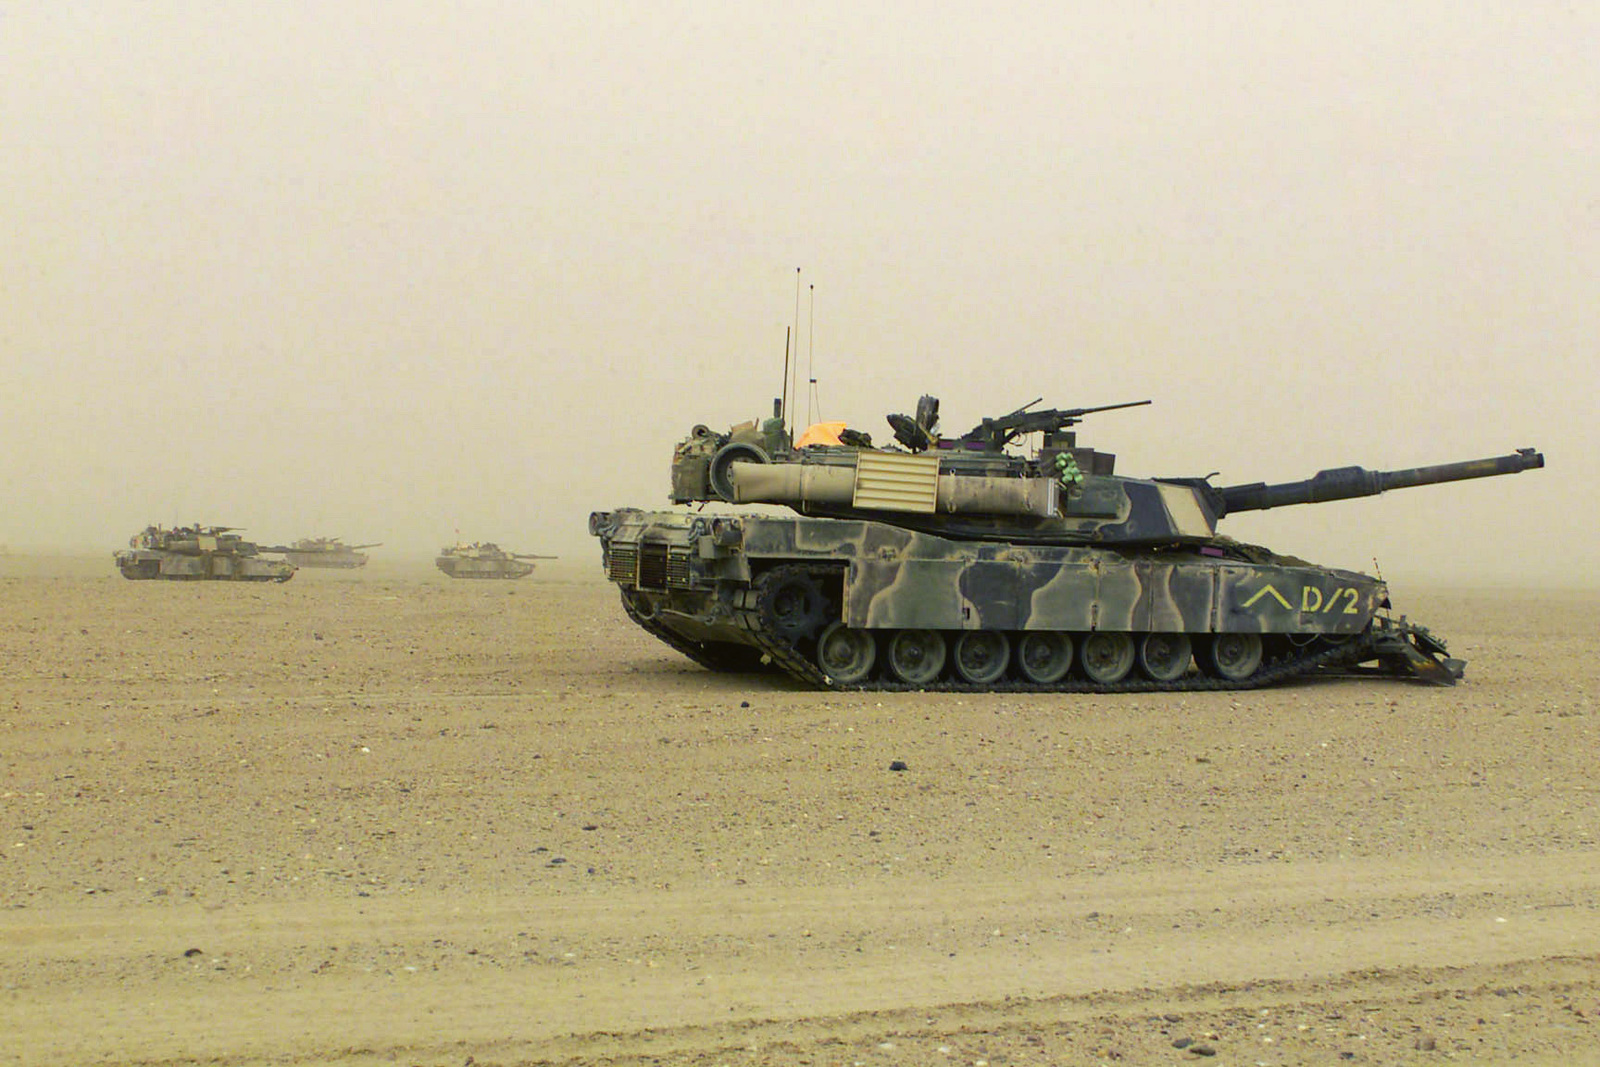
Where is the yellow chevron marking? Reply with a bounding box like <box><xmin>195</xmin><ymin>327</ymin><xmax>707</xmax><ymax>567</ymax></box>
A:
<box><xmin>1243</xmin><ymin>584</ymin><xmax>1293</xmax><ymax>610</ymax></box>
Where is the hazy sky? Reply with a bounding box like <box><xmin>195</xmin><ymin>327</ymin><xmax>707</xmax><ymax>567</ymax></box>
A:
<box><xmin>2</xmin><ymin>2</ymin><xmax>1594</xmax><ymax>585</ymax></box>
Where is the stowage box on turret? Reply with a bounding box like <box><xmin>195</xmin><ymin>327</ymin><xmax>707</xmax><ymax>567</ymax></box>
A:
<box><xmin>589</xmin><ymin>395</ymin><xmax>1544</xmax><ymax>690</ymax></box>
<box><xmin>115</xmin><ymin>525</ymin><xmax>297</xmax><ymax>582</ymax></box>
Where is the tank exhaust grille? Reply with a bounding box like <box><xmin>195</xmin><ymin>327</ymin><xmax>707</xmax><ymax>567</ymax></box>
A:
<box><xmin>852</xmin><ymin>451</ymin><xmax>940</xmax><ymax>514</ymax></box>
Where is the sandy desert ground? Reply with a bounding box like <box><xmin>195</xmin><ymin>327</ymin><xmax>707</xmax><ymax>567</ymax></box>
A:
<box><xmin>1</xmin><ymin>555</ymin><xmax>1597</xmax><ymax>1066</ymax></box>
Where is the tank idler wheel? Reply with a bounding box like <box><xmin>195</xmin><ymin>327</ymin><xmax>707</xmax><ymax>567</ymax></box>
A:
<box><xmin>953</xmin><ymin>630</ymin><xmax>1011</xmax><ymax>685</ymax></box>
<box><xmin>1080</xmin><ymin>632</ymin><xmax>1136</xmax><ymax>684</ymax></box>
<box><xmin>1138</xmin><ymin>632</ymin><xmax>1193</xmax><ymax>682</ymax></box>
<box><xmin>816</xmin><ymin>622</ymin><xmax>876</xmax><ymax>685</ymax></box>
<box><xmin>886</xmin><ymin>629</ymin><xmax>947</xmax><ymax>686</ymax></box>
<box><xmin>1204</xmin><ymin>632</ymin><xmax>1264</xmax><ymax>682</ymax></box>
<box><xmin>1016</xmin><ymin>632</ymin><xmax>1073</xmax><ymax>684</ymax></box>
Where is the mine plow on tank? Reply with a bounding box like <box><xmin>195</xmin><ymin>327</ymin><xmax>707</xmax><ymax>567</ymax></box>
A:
<box><xmin>590</xmin><ymin>395</ymin><xmax>1543</xmax><ymax>691</ymax></box>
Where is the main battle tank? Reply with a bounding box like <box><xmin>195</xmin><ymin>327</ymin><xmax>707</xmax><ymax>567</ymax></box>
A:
<box><xmin>282</xmin><ymin>537</ymin><xmax>381</xmax><ymax>569</ymax></box>
<box><xmin>589</xmin><ymin>396</ymin><xmax>1545</xmax><ymax>690</ymax></box>
<box><xmin>115</xmin><ymin>525</ymin><xmax>296</xmax><ymax>582</ymax></box>
<box><xmin>434</xmin><ymin>542</ymin><xmax>555</xmax><ymax>579</ymax></box>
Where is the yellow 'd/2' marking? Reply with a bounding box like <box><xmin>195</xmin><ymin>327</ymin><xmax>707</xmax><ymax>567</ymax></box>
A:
<box><xmin>1301</xmin><ymin>586</ymin><xmax>1364</xmax><ymax>614</ymax></box>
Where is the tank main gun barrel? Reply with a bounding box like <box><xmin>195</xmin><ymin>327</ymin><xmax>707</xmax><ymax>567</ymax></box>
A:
<box><xmin>1217</xmin><ymin>448</ymin><xmax>1544</xmax><ymax>516</ymax></box>
<box><xmin>511</xmin><ymin>553</ymin><xmax>558</xmax><ymax>560</ymax></box>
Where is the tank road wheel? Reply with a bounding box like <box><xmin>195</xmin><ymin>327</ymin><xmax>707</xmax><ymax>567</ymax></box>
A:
<box><xmin>816</xmin><ymin>622</ymin><xmax>876</xmax><ymax>685</ymax></box>
<box><xmin>953</xmin><ymin>631</ymin><xmax>1011</xmax><ymax>685</ymax></box>
<box><xmin>1204</xmin><ymin>632</ymin><xmax>1264</xmax><ymax>682</ymax></box>
<box><xmin>1080</xmin><ymin>632</ymin><xmax>1136</xmax><ymax>685</ymax></box>
<box><xmin>758</xmin><ymin>570</ymin><xmax>829</xmax><ymax>642</ymax></box>
<box><xmin>886</xmin><ymin>629</ymin><xmax>947</xmax><ymax>686</ymax></box>
<box><xmin>1138</xmin><ymin>633</ymin><xmax>1193</xmax><ymax>682</ymax></box>
<box><xmin>1016</xmin><ymin>632</ymin><xmax>1073</xmax><ymax>684</ymax></box>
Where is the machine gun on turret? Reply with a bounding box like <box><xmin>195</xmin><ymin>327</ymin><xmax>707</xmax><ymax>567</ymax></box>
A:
<box><xmin>885</xmin><ymin>396</ymin><xmax>1152</xmax><ymax>453</ymax></box>
<box><xmin>954</xmin><ymin>398</ymin><xmax>1153</xmax><ymax>452</ymax></box>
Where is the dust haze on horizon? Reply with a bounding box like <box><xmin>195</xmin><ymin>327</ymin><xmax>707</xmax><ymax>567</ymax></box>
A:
<box><xmin>2</xmin><ymin>2</ymin><xmax>1594</xmax><ymax>587</ymax></box>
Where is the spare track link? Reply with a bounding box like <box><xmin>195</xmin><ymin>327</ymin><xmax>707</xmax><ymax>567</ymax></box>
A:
<box><xmin>743</xmin><ymin>563</ymin><xmax>1391</xmax><ymax>693</ymax></box>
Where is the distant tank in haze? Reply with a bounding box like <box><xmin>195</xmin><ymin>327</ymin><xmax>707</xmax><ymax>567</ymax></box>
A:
<box><xmin>115</xmin><ymin>525</ymin><xmax>296</xmax><ymax>582</ymax></box>
<box><xmin>282</xmin><ymin>537</ymin><xmax>381</xmax><ymax>569</ymax></box>
<box><xmin>434</xmin><ymin>542</ymin><xmax>555</xmax><ymax>579</ymax></box>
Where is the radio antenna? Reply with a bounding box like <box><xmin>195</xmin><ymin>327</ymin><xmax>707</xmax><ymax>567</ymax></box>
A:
<box><xmin>779</xmin><ymin>325</ymin><xmax>791</xmax><ymax>435</ymax></box>
<box><xmin>806</xmin><ymin>283</ymin><xmax>816</xmax><ymax>426</ymax></box>
<box><xmin>789</xmin><ymin>268</ymin><xmax>802</xmax><ymax>438</ymax></box>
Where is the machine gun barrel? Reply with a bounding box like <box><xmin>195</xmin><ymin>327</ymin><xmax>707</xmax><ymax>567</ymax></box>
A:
<box><xmin>1218</xmin><ymin>448</ymin><xmax>1544</xmax><ymax>515</ymax></box>
<box><xmin>962</xmin><ymin>398</ymin><xmax>1151</xmax><ymax>449</ymax></box>
<box><xmin>1054</xmin><ymin>398</ymin><xmax>1154</xmax><ymax>420</ymax></box>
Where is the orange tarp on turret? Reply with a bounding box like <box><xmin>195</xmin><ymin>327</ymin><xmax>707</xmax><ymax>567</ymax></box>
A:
<box><xmin>796</xmin><ymin>421</ymin><xmax>848</xmax><ymax>448</ymax></box>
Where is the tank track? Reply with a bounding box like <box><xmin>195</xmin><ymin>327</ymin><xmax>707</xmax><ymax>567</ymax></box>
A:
<box><xmin>619</xmin><ymin>590</ymin><xmax>772</xmax><ymax>674</ymax></box>
<box><xmin>119</xmin><ymin>570</ymin><xmax>292</xmax><ymax>583</ymax></box>
<box><xmin>728</xmin><ymin>564</ymin><xmax>1413</xmax><ymax>693</ymax></box>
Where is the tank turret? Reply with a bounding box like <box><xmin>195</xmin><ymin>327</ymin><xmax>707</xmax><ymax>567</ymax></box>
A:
<box><xmin>669</xmin><ymin>397</ymin><xmax>1543</xmax><ymax>548</ymax></box>
<box><xmin>593</xmin><ymin>393</ymin><xmax>1546</xmax><ymax>691</ymax></box>
<box><xmin>114</xmin><ymin>524</ymin><xmax>296</xmax><ymax>582</ymax></box>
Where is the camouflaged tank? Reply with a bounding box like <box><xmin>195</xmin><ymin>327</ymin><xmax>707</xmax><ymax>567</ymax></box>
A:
<box><xmin>589</xmin><ymin>396</ymin><xmax>1544</xmax><ymax>691</ymax></box>
<box><xmin>434</xmin><ymin>542</ymin><xmax>555</xmax><ymax>579</ymax></box>
<box><xmin>283</xmin><ymin>537</ymin><xmax>381</xmax><ymax>569</ymax></box>
<box><xmin>115</xmin><ymin>525</ymin><xmax>296</xmax><ymax>582</ymax></box>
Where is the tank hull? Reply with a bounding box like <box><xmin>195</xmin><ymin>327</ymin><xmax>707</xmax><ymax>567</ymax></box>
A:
<box><xmin>589</xmin><ymin>507</ymin><xmax>1461</xmax><ymax>689</ymax></box>
<box><xmin>114</xmin><ymin>549</ymin><xmax>295</xmax><ymax>582</ymax></box>
<box><xmin>284</xmin><ymin>550</ymin><xmax>369</xmax><ymax>569</ymax></box>
<box><xmin>434</xmin><ymin>557</ymin><xmax>535</xmax><ymax>579</ymax></box>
